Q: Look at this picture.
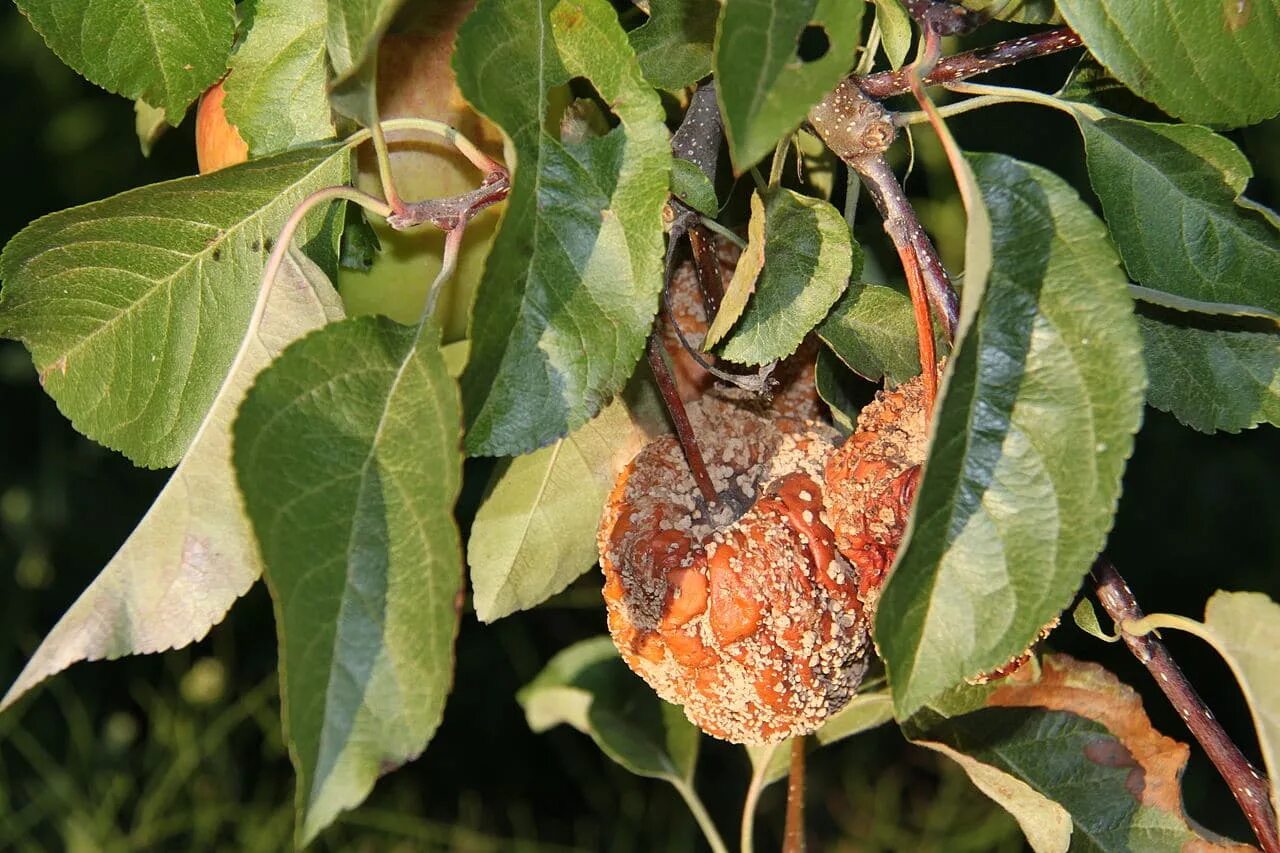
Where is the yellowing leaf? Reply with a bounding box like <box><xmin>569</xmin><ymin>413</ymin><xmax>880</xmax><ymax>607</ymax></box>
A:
<box><xmin>703</xmin><ymin>191</ymin><xmax>765</xmax><ymax>350</ymax></box>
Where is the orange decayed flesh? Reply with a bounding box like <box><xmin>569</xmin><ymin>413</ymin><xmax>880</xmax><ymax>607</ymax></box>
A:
<box><xmin>598</xmin><ymin>395</ymin><xmax>871</xmax><ymax>745</ymax></box>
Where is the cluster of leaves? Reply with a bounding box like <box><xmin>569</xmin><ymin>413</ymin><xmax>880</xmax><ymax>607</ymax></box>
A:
<box><xmin>1</xmin><ymin>0</ymin><xmax>1278</xmax><ymax>847</ymax></box>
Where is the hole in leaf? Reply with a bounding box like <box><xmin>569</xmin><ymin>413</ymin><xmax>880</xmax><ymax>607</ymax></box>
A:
<box><xmin>546</xmin><ymin>78</ymin><xmax>619</xmax><ymax>144</ymax></box>
<box><xmin>797</xmin><ymin>24</ymin><xmax>830</xmax><ymax>63</ymax></box>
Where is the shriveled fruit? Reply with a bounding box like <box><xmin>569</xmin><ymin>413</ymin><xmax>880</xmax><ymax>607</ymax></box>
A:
<box><xmin>823</xmin><ymin>372</ymin><xmax>930</xmax><ymax>612</ymax></box>
<box><xmin>194</xmin><ymin>80</ymin><xmax>249</xmax><ymax>174</ymax></box>
<box><xmin>598</xmin><ymin>394</ymin><xmax>871</xmax><ymax>745</ymax></box>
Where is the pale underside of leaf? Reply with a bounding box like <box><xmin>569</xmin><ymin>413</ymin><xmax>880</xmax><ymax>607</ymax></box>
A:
<box><xmin>468</xmin><ymin>379</ymin><xmax>664</xmax><ymax>623</ymax></box>
<box><xmin>1</xmin><ymin>249</ymin><xmax>344</xmax><ymax>713</ymax></box>
<box><xmin>703</xmin><ymin>190</ymin><xmax>765</xmax><ymax>349</ymax></box>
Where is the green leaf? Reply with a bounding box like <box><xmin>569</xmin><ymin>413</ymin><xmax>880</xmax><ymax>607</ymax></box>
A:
<box><xmin>234</xmin><ymin>315</ymin><xmax>463</xmax><ymax>844</ymax></box>
<box><xmin>455</xmin><ymin>0</ymin><xmax>671</xmax><ymax>456</ymax></box>
<box><xmin>878</xmin><ymin>154</ymin><xmax>1145</xmax><ymax>718</ymax></box>
<box><xmin>815</xmin><ymin>347</ymin><xmax>860</xmax><ymax>434</ymax></box>
<box><xmin>959</xmin><ymin>0</ymin><xmax>1061</xmax><ymax>23</ymax></box>
<box><xmin>719</xmin><ymin>188</ymin><xmax>857</xmax><ymax>365</ymax></box>
<box><xmin>704</xmin><ymin>191</ymin><xmax>766</xmax><ymax>349</ymax></box>
<box><xmin>326</xmin><ymin>0</ymin><xmax>406</xmax><ymax>87</ymax></box>
<box><xmin>14</xmin><ymin>0</ymin><xmax>234</xmax><ymax>119</ymax></box>
<box><xmin>0</xmin><ymin>143</ymin><xmax>349</xmax><ymax>467</ymax></box>
<box><xmin>519</xmin><ymin>637</ymin><xmax>699</xmax><ymax>784</ymax></box>
<box><xmin>133</xmin><ymin>98</ymin><xmax>168</xmax><ymax>156</ymax></box>
<box><xmin>468</xmin><ymin>378</ymin><xmax>665</xmax><ymax>623</ymax></box>
<box><xmin>1078</xmin><ymin>115</ymin><xmax>1280</xmax><ymax>319</ymax></box>
<box><xmin>817</xmin><ymin>282</ymin><xmax>921</xmax><ymax>386</ymax></box>
<box><xmin>1201</xmin><ymin>591</ymin><xmax>1280</xmax><ymax>818</ymax></box>
<box><xmin>1056</xmin><ymin>0</ymin><xmax>1280</xmax><ymax>127</ymax></box>
<box><xmin>916</xmin><ymin>655</ymin><xmax>1246</xmax><ymax>851</ymax></box>
<box><xmin>872</xmin><ymin>0</ymin><xmax>912</xmax><ymax>70</ymax></box>
<box><xmin>1</xmin><ymin>249</ymin><xmax>344</xmax><ymax>713</ymax></box>
<box><xmin>714</xmin><ymin>0</ymin><xmax>866</xmax><ymax>170</ymax></box>
<box><xmin>629</xmin><ymin>0</ymin><xmax>718</xmax><ymax>92</ymax></box>
<box><xmin>670</xmin><ymin>158</ymin><xmax>719</xmax><ymax>217</ymax></box>
<box><xmin>224</xmin><ymin>0</ymin><xmax>334</xmax><ymax>156</ymax></box>
<box><xmin>1138</xmin><ymin>307</ymin><xmax>1280</xmax><ymax>433</ymax></box>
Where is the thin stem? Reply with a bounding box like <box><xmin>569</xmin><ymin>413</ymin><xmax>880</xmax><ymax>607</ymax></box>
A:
<box><xmin>896</xmin><ymin>243</ymin><xmax>938</xmax><ymax>413</ymax></box>
<box><xmin>740</xmin><ymin>745</ymin><xmax>778</xmax><ymax>853</ymax></box>
<box><xmin>647</xmin><ymin>335</ymin><xmax>719</xmax><ymax>505</ymax></box>
<box><xmin>857</xmin><ymin>27</ymin><xmax>1083</xmax><ymax>99</ymax></box>
<box><xmin>850</xmin><ymin>154</ymin><xmax>959</xmax><ymax>339</ymax></box>
<box><xmin>854</xmin><ymin>15</ymin><xmax>882</xmax><ymax>77</ymax></box>
<box><xmin>672</xmin><ymin>779</ymin><xmax>730</xmax><ymax>853</ymax></box>
<box><xmin>768</xmin><ymin>137</ymin><xmax>790</xmax><ymax>188</ymax></box>
<box><xmin>749</xmin><ymin>168</ymin><xmax>768</xmax><ymax>194</ymax></box>
<box><xmin>369</xmin><ymin>119</ymin><xmax>404</xmax><ymax>215</ymax></box>
<box><xmin>1091</xmin><ymin>557</ymin><xmax>1280</xmax><ymax>852</ymax></box>
<box><xmin>687</xmin><ymin>223</ymin><xmax>725</xmax><ymax>318</ymax></box>
<box><xmin>699</xmin><ymin>216</ymin><xmax>748</xmax><ymax>249</ymax></box>
<box><xmin>895</xmin><ymin>94</ymin><xmax>1010</xmax><ymax>125</ymax></box>
<box><xmin>344</xmin><ymin>117</ymin><xmax>501</xmax><ymax>177</ymax></box>
<box><xmin>423</xmin><ymin>225</ymin><xmax>467</xmax><ymax>322</ymax></box>
<box><xmin>782</xmin><ymin>738</ymin><xmax>806</xmax><ymax>853</ymax></box>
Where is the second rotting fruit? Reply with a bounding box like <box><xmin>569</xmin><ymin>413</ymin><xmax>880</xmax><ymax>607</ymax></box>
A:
<box><xmin>598</xmin><ymin>394</ymin><xmax>873</xmax><ymax>745</ymax></box>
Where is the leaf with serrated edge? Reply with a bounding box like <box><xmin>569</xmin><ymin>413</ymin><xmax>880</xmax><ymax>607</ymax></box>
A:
<box><xmin>1</xmin><ymin>249</ymin><xmax>344</xmax><ymax>712</ymax></box>
<box><xmin>224</xmin><ymin>0</ymin><xmax>333</xmax><ymax>156</ymax></box>
<box><xmin>468</xmin><ymin>377</ymin><xmax>665</xmax><ymax>622</ymax></box>
<box><xmin>234</xmin><ymin>315</ymin><xmax>463</xmax><ymax>843</ymax></box>
<box><xmin>704</xmin><ymin>191</ymin><xmax>765</xmax><ymax>349</ymax></box>
<box><xmin>629</xmin><ymin>0</ymin><xmax>718</xmax><ymax>92</ymax></box>
<box><xmin>518</xmin><ymin>637</ymin><xmax>699</xmax><ymax>784</ymax></box>
<box><xmin>0</xmin><ymin>144</ymin><xmax>349</xmax><ymax>467</ymax></box>
<box><xmin>714</xmin><ymin>0</ymin><xmax>865</xmax><ymax>170</ymax></box>
<box><xmin>818</xmin><ymin>282</ymin><xmax>920</xmax><ymax>386</ymax></box>
<box><xmin>1198</xmin><ymin>592</ymin><xmax>1280</xmax><ymax>818</ymax></box>
<box><xmin>719</xmin><ymin>188</ymin><xmax>856</xmax><ymax>365</ymax></box>
<box><xmin>1056</xmin><ymin>0</ymin><xmax>1280</xmax><ymax>127</ymax></box>
<box><xmin>455</xmin><ymin>0</ymin><xmax>670</xmax><ymax>456</ymax></box>
<box><xmin>14</xmin><ymin>0</ymin><xmax>234</xmax><ymax>119</ymax></box>
<box><xmin>917</xmin><ymin>655</ymin><xmax>1250</xmax><ymax>851</ymax></box>
<box><xmin>878</xmin><ymin>154</ymin><xmax>1145</xmax><ymax>718</ymax></box>
<box><xmin>1078</xmin><ymin>115</ymin><xmax>1280</xmax><ymax>319</ymax></box>
<box><xmin>1138</xmin><ymin>307</ymin><xmax>1280</xmax><ymax>433</ymax></box>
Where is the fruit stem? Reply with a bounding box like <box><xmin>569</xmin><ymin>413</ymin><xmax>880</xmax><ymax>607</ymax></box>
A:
<box><xmin>1091</xmin><ymin>556</ymin><xmax>1280</xmax><ymax>852</ymax></box>
<box><xmin>646</xmin><ymin>334</ymin><xmax>720</xmax><ymax>505</ymax></box>
<box><xmin>783</xmin><ymin>738</ymin><xmax>807</xmax><ymax>853</ymax></box>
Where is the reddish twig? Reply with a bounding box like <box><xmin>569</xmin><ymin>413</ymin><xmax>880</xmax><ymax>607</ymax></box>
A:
<box><xmin>687</xmin><ymin>223</ymin><xmax>725</xmax><ymax>319</ymax></box>
<box><xmin>783</xmin><ymin>738</ymin><xmax>807</xmax><ymax>853</ymax></box>
<box><xmin>858</xmin><ymin>27</ymin><xmax>1083</xmax><ymax>100</ymax></box>
<box><xmin>646</xmin><ymin>334</ymin><xmax>719</xmax><ymax>505</ymax></box>
<box><xmin>1091</xmin><ymin>556</ymin><xmax>1280</xmax><ymax>852</ymax></box>
<box><xmin>386</xmin><ymin>167</ymin><xmax>509</xmax><ymax>231</ymax></box>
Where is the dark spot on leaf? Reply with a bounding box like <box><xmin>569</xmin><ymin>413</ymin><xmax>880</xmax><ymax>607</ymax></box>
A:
<box><xmin>211</xmin><ymin>248</ymin><xmax>222</xmax><ymax>261</ymax></box>
<box><xmin>797</xmin><ymin>24</ymin><xmax>830</xmax><ymax>63</ymax></box>
<box><xmin>250</xmin><ymin>240</ymin><xmax>260</xmax><ymax>252</ymax></box>
<box><xmin>263</xmin><ymin>237</ymin><xmax>275</xmax><ymax>253</ymax></box>
<box><xmin>1084</xmin><ymin>737</ymin><xmax>1145</xmax><ymax>800</ymax></box>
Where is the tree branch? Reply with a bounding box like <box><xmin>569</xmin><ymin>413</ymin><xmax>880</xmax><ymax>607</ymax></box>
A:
<box><xmin>1091</xmin><ymin>556</ymin><xmax>1280</xmax><ymax>852</ymax></box>
<box><xmin>858</xmin><ymin>27</ymin><xmax>1083</xmax><ymax>100</ymax></box>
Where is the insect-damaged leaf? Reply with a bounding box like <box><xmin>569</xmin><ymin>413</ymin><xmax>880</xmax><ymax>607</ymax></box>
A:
<box><xmin>629</xmin><ymin>0</ymin><xmax>718</xmax><ymax>92</ymax></box>
<box><xmin>454</xmin><ymin>0</ymin><xmax>670</xmax><ymax>456</ymax></box>
<box><xmin>714</xmin><ymin>0</ymin><xmax>865</xmax><ymax>170</ymax></box>
<box><xmin>0</xmin><ymin>144</ymin><xmax>349</xmax><ymax>467</ymax></box>
<box><xmin>877</xmin><ymin>154</ymin><xmax>1145</xmax><ymax>718</ymax></box>
<box><xmin>14</xmin><ymin>0</ymin><xmax>234</xmax><ymax>119</ymax></box>
<box><xmin>1056</xmin><ymin>0</ymin><xmax>1280</xmax><ymax>128</ymax></box>
<box><xmin>1</xmin><ymin>249</ymin><xmax>344</xmax><ymax>713</ymax></box>
<box><xmin>910</xmin><ymin>655</ymin><xmax>1253</xmax><ymax>851</ymax></box>
<box><xmin>234</xmin><ymin>316</ymin><xmax>463</xmax><ymax>843</ymax></box>
<box><xmin>717</xmin><ymin>188</ymin><xmax>857</xmax><ymax>366</ymax></box>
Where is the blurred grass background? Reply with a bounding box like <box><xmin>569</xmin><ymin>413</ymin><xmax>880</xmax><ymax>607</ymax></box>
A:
<box><xmin>1</xmin><ymin>6</ymin><xmax>1278</xmax><ymax>850</ymax></box>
